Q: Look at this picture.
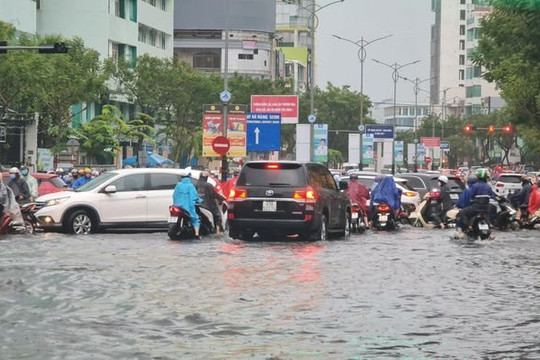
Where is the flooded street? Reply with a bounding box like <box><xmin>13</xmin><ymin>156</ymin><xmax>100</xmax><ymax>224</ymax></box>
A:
<box><xmin>1</xmin><ymin>228</ymin><xmax>539</xmax><ymax>359</ymax></box>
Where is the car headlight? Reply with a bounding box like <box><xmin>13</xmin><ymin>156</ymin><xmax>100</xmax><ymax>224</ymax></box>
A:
<box><xmin>44</xmin><ymin>197</ymin><xmax>70</xmax><ymax>207</ymax></box>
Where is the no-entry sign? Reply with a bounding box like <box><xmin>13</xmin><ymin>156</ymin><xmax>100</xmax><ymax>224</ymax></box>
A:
<box><xmin>212</xmin><ymin>136</ymin><xmax>230</xmax><ymax>155</ymax></box>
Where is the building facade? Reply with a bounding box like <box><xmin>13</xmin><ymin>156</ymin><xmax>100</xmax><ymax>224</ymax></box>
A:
<box><xmin>173</xmin><ymin>0</ymin><xmax>278</xmax><ymax>80</ymax></box>
<box><xmin>372</xmin><ymin>102</ymin><xmax>431</xmax><ymax>133</ymax></box>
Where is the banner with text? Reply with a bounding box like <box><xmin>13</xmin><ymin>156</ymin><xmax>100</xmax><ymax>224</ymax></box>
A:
<box><xmin>362</xmin><ymin>134</ymin><xmax>374</xmax><ymax>165</ymax></box>
<box><xmin>395</xmin><ymin>141</ymin><xmax>404</xmax><ymax>166</ymax></box>
<box><xmin>313</xmin><ymin>124</ymin><xmax>328</xmax><ymax>163</ymax></box>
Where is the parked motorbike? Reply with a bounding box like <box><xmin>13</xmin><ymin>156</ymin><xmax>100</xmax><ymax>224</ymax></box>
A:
<box><xmin>371</xmin><ymin>202</ymin><xmax>396</xmax><ymax>231</ymax></box>
<box><xmin>167</xmin><ymin>204</ymin><xmax>215</xmax><ymax>240</ymax></box>
<box><xmin>490</xmin><ymin>197</ymin><xmax>519</xmax><ymax>231</ymax></box>
<box><xmin>350</xmin><ymin>203</ymin><xmax>366</xmax><ymax>233</ymax></box>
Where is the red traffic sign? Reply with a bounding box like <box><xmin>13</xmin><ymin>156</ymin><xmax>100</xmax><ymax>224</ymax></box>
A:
<box><xmin>212</xmin><ymin>136</ymin><xmax>230</xmax><ymax>155</ymax></box>
<box><xmin>425</xmin><ymin>156</ymin><xmax>432</xmax><ymax>164</ymax></box>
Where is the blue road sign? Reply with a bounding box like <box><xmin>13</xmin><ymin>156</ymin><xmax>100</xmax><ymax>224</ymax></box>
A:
<box><xmin>247</xmin><ymin>113</ymin><xmax>281</xmax><ymax>151</ymax></box>
<box><xmin>220</xmin><ymin>90</ymin><xmax>232</xmax><ymax>103</ymax></box>
<box><xmin>365</xmin><ymin>124</ymin><xmax>394</xmax><ymax>139</ymax></box>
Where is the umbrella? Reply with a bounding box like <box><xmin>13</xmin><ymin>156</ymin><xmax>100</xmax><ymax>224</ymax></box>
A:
<box><xmin>122</xmin><ymin>152</ymin><xmax>174</xmax><ymax>167</ymax></box>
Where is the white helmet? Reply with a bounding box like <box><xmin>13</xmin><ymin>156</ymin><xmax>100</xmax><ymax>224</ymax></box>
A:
<box><xmin>438</xmin><ymin>175</ymin><xmax>448</xmax><ymax>184</ymax></box>
<box><xmin>9</xmin><ymin>167</ymin><xmax>19</xmax><ymax>174</ymax></box>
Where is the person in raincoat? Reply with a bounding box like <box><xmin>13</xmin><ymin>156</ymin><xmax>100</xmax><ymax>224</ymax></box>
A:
<box><xmin>369</xmin><ymin>175</ymin><xmax>402</xmax><ymax>224</ymax></box>
<box><xmin>0</xmin><ymin>172</ymin><xmax>24</xmax><ymax>226</ymax></box>
<box><xmin>172</xmin><ymin>169</ymin><xmax>202</xmax><ymax>239</ymax></box>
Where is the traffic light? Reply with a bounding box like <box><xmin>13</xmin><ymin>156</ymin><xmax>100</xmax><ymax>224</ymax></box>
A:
<box><xmin>502</xmin><ymin>124</ymin><xmax>513</xmax><ymax>134</ymax></box>
<box><xmin>463</xmin><ymin>124</ymin><xmax>475</xmax><ymax>133</ymax></box>
<box><xmin>487</xmin><ymin>125</ymin><xmax>496</xmax><ymax>133</ymax></box>
<box><xmin>38</xmin><ymin>42</ymin><xmax>68</xmax><ymax>54</ymax></box>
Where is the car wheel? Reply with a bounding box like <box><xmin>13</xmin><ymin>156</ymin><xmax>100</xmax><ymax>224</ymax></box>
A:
<box><xmin>340</xmin><ymin>213</ymin><xmax>351</xmax><ymax>237</ymax></box>
<box><xmin>307</xmin><ymin>214</ymin><xmax>328</xmax><ymax>241</ymax></box>
<box><xmin>67</xmin><ymin>210</ymin><xmax>94</xmax><ymax>235</ymax></box>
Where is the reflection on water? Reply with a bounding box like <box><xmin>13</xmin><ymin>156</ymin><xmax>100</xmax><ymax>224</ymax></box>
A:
<box><xmin>1</xmin><ymin>229</ymin><xmax>540</xmax><ymax>359</ymax></box>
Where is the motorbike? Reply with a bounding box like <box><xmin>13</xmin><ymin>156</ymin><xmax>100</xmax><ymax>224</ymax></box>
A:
<box><xmin>490</xmin><ymin>197</ymin><xmax>519</xmax><ymax>231</ymax></box>
<box><xmin>350</xmin><ymin>203</ymin><xmax>366</xmax><ymax>233</ymax></box>
<box><xmin>20</xmin><ymin>202</ymin><xmax>40</xmax><ymax>234</ymax></box>
<box><xmin>458</xmin><ymin>195</ymin><xmax>492</xmax><ymax>241</ymax></box>
<box><xmin>410</xmin><ymin>190</ymin><xmax>455</xmax><ymax>229</ymax></box>
<box><xmin>0</xmin><ymin>205</ymin><xmax>27</xmax><ymax>235</ymax></box>
<box><xmin>371</xmin><ymin>202</ymin><xmax>397</xmax><ymax>231</ymax></box>
<box><xmin>167</xmin><ymin>204</ymin><xmax>215</xmax><ymax>240</ymax></box>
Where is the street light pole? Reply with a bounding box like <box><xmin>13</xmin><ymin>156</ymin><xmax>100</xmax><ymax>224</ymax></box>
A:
<box><xmin>372</xmin><ymin>58</ymin><xmax>420</xmax><ymax>175</ymax></box>
<box><xmin>332</xmin><ymin>33</ymin><xmax>392</xmax><ymax>170</ymax></box>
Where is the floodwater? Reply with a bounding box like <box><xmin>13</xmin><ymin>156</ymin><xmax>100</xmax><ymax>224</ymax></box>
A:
<box><xmin>1</xmin><ymin>228</ymin><xmax>539</xmax><ymax>359</ymax></box>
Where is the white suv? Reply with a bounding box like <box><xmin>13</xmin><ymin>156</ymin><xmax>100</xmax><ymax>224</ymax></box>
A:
<box><xmin>34</xmin><ymin>168</ymin><xmax>222</xmax><ymax>234</ymax></box>
<box><xmin>491</xmin><ymin>173</ymin><xmax>523</xmax><ymax>198</ymax></box>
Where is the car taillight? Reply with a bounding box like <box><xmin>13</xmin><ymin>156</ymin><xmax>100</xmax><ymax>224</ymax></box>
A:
<box><xmin>404</xmin><ymin>191</ymin><xmax>417</xmax><ymax>197</ymax></box>
<box><xmin>293</xmin><ymin>186</ymin><xmax>317</xmax><ymax>202</ymax></box>
<box><xmin>377</xmin><ymin>204</ymin><xmax>391</xmax><ymax>213</ymax></box>
<box><xmin>496</xmin><ymin>183</ymin><xmax>504</xmax><ymax>187</ymax></box>
<box><xmin>229</xmin><ymin>188</ymin><xmax>247</xmax><ymax>199</ymax></box>
<box><xmin>266</xmin><ymin>164</ymin><xmax>280</xmax><ymax>169</ymax></box>
<box><xmin>169</xmin><ymin>205</ymin><xmax>182</xmax><ymax>216</ymax></box>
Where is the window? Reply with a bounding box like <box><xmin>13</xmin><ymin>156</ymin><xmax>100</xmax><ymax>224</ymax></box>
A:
<box><xmin>466</xmin><ymin>85</ymin><xmax>482</xmax><ymax>98</ymax></box>
<box><xmin>110</xmin><ymin>42</ymin><xmax>119</xmax><ymax>63</ymax></box>
<box><xmin>193</xmin><ymin>51</ymin><xmax>220</xmax><ymax>69</ymax></box>
<box><xmin>460</xmin><ymin>25</ymin><xmax>465</xmax><ymax>36</ymax></box>
<box><xmin>459</xmin><ymin>69</ymin><xmax>465</xmax><ymax>80</ymax></box>
<box><xmin>161</xmin><ymin>0</ymin><xmax>166</xmax><ymax>10</ymax></box>
<box><xmin>460</xmin><ymin>0</ymin><xmax>466</xmax><ymax>3</ymax></box>
<box><xmin>459</xmin><ymin>54</ymin><xmax>465</xmax><ymax>65</ymax></box>
<box><xmin>459</xmin><ymin>39</ymin><xmax>465</xmax><ymax>50</ymax></box>
<box><xmin>114</xmin><ymin>0</ymin><xmax>121</xmax><ymax>16</ymax></box>
<box><xmin>238</xmin><ymin>54</ymin><xmax>254</xmax><ymax>60</ymax></box>
<box><xmin>149</xmin><ymin>174</ymin><xmax>180</xmax><ymax>190</ymax></box>
<box><xmin>460</xmin><ymin>10</ymin><xmax>466</xmax><ymax>20</ymax></box>
<box><xmin>112</xmin><ymin>174</ymin><xmax>146</xmax><ymax>192</ymax></box>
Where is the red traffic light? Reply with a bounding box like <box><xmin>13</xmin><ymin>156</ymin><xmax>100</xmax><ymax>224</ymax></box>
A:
<box><xmin>463</xmin><ymin>124</ymin><xmax>475</xmax><ymax>133</ymax></box>
<box><xmin>502</xmin><ymin>124</ymin><xmax>513</xmax><ymax>134</ymax></box>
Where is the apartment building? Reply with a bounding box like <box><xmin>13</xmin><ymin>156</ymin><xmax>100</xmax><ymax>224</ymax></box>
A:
<box><xmin>430</xmin><ymin>0</ymin><xmax>503</xmax><ymax>118</ymax></box>
<box><xmin>173</xmin><ymin>0</ymin><xmax>278</xmax><ymax>80</ymax></box>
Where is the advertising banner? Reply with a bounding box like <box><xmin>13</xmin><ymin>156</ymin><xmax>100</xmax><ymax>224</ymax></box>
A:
<box><xmin>348</xmin><ymin>133</ymin><xmax>360</xmax><ymax>164</ymax></box>
<box><xmin>421</xmin><ymin>136</ymin><xmax>441</xmax><ymax>147</ymax></box>
<box><xmin>312</xmin><ymin>124</ymin><xmax>328</xmax><ymax>163</ymax></box>
<box><xmin>296</xmin><ymin>124</ymin><xmax>311</xmax><ymax>162</ymax></box>
<box><xmin>365</xmin><ymin>124</ymin><xmax>394</xmax><ymax>139</ymax></box>
<box><xmin>226</xmin><ymin>105</ymin><xmax>247</xmax><ymax>157</ymax></box>
<box><xmin>251</xmin><ymin>95</ymin><xmax>299</xmax><ymax>124</ymax></box>
<box><xmin>362</xmin><ymin>134</ymin><xmax>374</xmax><ymax>165</ymax></box>
<box><xmin>417</xmin><ymin>144</ymin><xmax>426</xmax><ymax>165</ymax></box>
<box><xmin>395</xmin><ymin>141</ymin><xmax>404</xmax><ymax>166</ymax></box>
<box><xmin>202</xmin><ymin>105</ymin><xmax>224</xmax><ymax>157</ymax></box>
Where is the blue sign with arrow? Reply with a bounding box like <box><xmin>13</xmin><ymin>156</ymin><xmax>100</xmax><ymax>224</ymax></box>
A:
<box><xmin>247</xmin><ymin>113</ymin><xmax>281</xmax><ymax>151</ymax></box>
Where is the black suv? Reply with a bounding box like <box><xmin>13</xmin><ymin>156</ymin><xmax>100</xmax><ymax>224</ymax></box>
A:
<box><xmin>227</xmin><ymin>161</ymin><xmax>351</xmax><ymax>240</ymax></box>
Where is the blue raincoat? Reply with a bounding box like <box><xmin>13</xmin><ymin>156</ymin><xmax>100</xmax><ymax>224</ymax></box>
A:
<box><xmin>370</xmin><ymin>176</ymin><xmax>402</xmax><ymax>211</ymax></box>
<box><xmin>172</xmin><ymin>177</ymin><xmax>202</xmax><ymax>228</ymax></box>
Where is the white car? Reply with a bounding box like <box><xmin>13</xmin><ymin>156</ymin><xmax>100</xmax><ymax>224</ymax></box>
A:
<box><xmin>491</xmin><ymin>173</ymin><xmax>523</xmax><ymax>198</ymax></box>
<box><xmin>34</xmin><ymin>168</ymin><xmax>226</xmax><ymax>234</ymax></box>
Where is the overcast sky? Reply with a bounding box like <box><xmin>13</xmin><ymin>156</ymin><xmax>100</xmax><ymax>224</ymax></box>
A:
<box><xmin>315</xmin><ymin>0</ymin><xmax>433</xmax><ymax>105</ymax></box>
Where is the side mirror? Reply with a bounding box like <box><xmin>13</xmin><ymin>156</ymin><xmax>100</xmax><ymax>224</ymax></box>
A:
<box><xmin>103</xmin><ymin>185</ymin><xmax>117</xmax><ymax>193</ymax></box>
<box><xmin>339</xmin><ymin>180</ymin><xmax>348</xmax><ymax>190</ymax></box>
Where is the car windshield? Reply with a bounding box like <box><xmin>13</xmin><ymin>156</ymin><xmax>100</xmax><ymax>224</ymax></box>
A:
<box><xmin>499</xmin><ymin>176</ymin><xmax>521</xmax><ymax>184</ymax></box>
<box><xmin>237</xmin><ymin>163</ymin><xmax>305</xmax><ymax>187</ymax></box>
<box><xmin>74</xmin><ymin>172</ymin><xmax>117</xmax><ymax>192</ymax></box>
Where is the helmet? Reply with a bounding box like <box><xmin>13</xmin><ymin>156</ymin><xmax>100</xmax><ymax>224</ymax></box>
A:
<box><xmin>438</xmin><ymin>175</ymin><xmax>448</xmax><ymax>184</ymax></box>
<box><xmin>56</xmin><ymin>167</ymin><xmax>64</xmax><ymax>174</ymax></box>
<box><xmin>71</xmin><ymin>168</ymin><xmax>78</xmax><ymax>174</ymax></box>
<box><xmin>467</xmin><ymin>175</ymin><xmax>477</xmax><ymax>186</ymax></box>
<box><xmin>179</xmin><ymin>168</ymin><xmax>191</xmax><ymax>177</ymax></box>
<box><xmin>84</xmin><ymin>168</ymin><xmax>92</xmax><ymax>173</ymax></box>
<box><xmin>91</xmin><ymin>170</ymin><xmax>99</xmax><ymax>176</ymax></box>
<box><xmin>9</xmin><ymin>167</ymin><xmax>19</xmax><ymax>174</ymax></box>
<box><xmin>521</xmin><ymin>174</ymin><xmax>530</xmax><ymax>182</ymax></box>
<box><xmin>78</xmin><ymin>169</ymin><xmax>85</xmax><ymax>175</ymax></box>
<box><xmin>476</xmin><ymin>168</ymin><xmax>488</xmax><ymax>180</ymax></box>
<box><xmin>350</xmin><ymin>173</ymin><xmax>359</xmax><ymax>179</ymax></box>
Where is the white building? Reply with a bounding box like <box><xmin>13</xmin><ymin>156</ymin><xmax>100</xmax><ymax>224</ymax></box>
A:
<box><xmin>0</xmin><ymin>0</ymin><xmax>36</xmax><ymax>35</ymax></box>
<box><xmin>430</xmin><ymin>0</ymin><xmax>503</xmax><ymax>117</ymax></box>
<box><xmin>372</xmin><ymin>102</ymin><xmax>431</xmax><ymax>133</ymax></box>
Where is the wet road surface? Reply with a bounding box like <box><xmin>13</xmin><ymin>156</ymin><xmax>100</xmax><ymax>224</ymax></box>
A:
<box><xmin>1</xmin><ymin>227</ymin><xmax>539</xmax><ymax>359</ymax></box>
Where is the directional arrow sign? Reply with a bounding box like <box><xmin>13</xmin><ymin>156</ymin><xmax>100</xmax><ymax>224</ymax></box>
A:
<box><xmin>247</xmin><ymin>113</ymin><xmax>281</xmax><ymax>151</ymax></box>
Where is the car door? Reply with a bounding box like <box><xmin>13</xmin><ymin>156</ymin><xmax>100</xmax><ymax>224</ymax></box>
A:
<box><xmin>98</xmin><ymin>173</ymin><xmax>148</xmax><ymax>224</ymax></box>
<box><xmin>146</xmin><ymin>173</ymin><xmax>182</xmax><ymax>225</ymax></box>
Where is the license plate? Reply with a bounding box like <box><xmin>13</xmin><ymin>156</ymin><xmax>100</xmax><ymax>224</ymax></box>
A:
<box><xmin>168</xmin><ymin>216</ymin><xmax>178</xmax><ymax>223</ymax></box>
<box><xmin>378</xmin><ymin>214</ymin><xmax>388</xmax><ymax>222</ymax></box>
<box><xmin>450</xmin><ymin>194</ymin><xmax>458</xmax><ymax>200</ymax></box>
<box><xmin>262</xmin><ymin>201</ymin><xmax>277</xmax><ymax>212</ymax></box>
<box><xmin>478</xmin><ymin>223</ymin><xmax>489</xmax><ymax>230</ymax></box>
<box><xmin>352</xmin><ymin>212</ymin><xmax>359</xmax><ymax>219</ymax></box>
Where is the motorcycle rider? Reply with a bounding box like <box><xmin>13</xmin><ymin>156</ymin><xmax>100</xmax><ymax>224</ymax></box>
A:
<box><xmin>8</xmin><ymin>167</ymin><xmax>31</xmax><ymax>204</ymax></box>
<box><xmin>455</xmin><ymin>169</ymin><xmax>498</xmax><ymax>237</ymax></box>
<box><xmin>71</xmin><ymin>168</ymin><xmax>93</xmax><ymax>189</ymax></box>
<box><xmin>436</xmin><ymin>175</ymin><xmax>454</xmax><ymax>229</ymax></box>
<box><xmin>20</xmin><ymin>165</ymin><xmax>38</xmax><ymax>202</ymax></box>
<box><xmin>196</xmin><ymin>171</ymin><xmax>226</xmax><ymax>234</ymax></box>
<box><xmin>344</xmin><ymin>173</ymin><xmax>370</xmax><ymax>228</ymax></box>
<box><xmin>369</xmin><ymin>175</ymin><xmax>402</xmax><ymax>226</ymax></box>
<box><xmin>511</xmin><ymin>175</ymin><xmax>531</xmax><ymax>221</ymax></box>
<box><xmin>0</xmin><ymin>172</ymin><xmax>24</xmax><ymax>226</ymax></box>
<box><xmin>527</xmin><ymin>179</ymin><xmax>540</xmax><ymax>220</ymax></box>
<box><xmin>173</xmin><ymin>169</ymin><xmax>202</xmax><ymax>239</ymax></box>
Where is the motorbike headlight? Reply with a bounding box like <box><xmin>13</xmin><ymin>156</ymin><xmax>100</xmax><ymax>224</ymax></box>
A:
<box><xmin>44</xmin><ymin>197</ymin><xmax>70</xmax><ymax>207</ymax></box>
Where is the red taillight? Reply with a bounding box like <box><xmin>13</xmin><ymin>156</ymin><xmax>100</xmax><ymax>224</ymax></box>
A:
<box><xmin>496</xmin><ymin>183</ymin><xmax>504</xmax><ymax>187</ymax></box>
<box><xmin>169</xmin><ymin>205</ymin><xmax>182</xmax><ymax>216</ymax></box>
<box><xmin>377</xmin><ymin>204</ymin><xmax>391</xmax><ymax>213</ymax></box>
<box><xmin>429</xmin><ymin>191</ymin><xmax>441</xmax><ymax>199</ymax></box>
<box><xmin>293</xmin><ymin>186</ymin><xmax>317</xmax><ymax>202</ymax></box>
<box><xmin>229</xmin><ymin>188</ymin><xmax>247</xmax><ymax>199</ymax></box>
<box><xmin>351</xmin><ymin>205</ymin><xmax>359</xmax><ymax>214</ymax></box>
<box><xmin>266</xmin><ymin>164</ymin><xmax>280</xmax><ymax>169</ymax></box>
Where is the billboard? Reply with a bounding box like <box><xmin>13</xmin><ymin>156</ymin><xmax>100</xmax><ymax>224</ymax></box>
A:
<box><xmin>313</xmin><ymin>124</ymin><xmax>328</xmax><ymax>163</ymax></box>
<box><xmin>250</xmin><ymin>95</ymin><xmax>299</xmax><ymax>124</ymax></box>
<box><xmin>202</xmin><ymin>104</ymin><xmax>246</xmax><ymax>157</ymax></box>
